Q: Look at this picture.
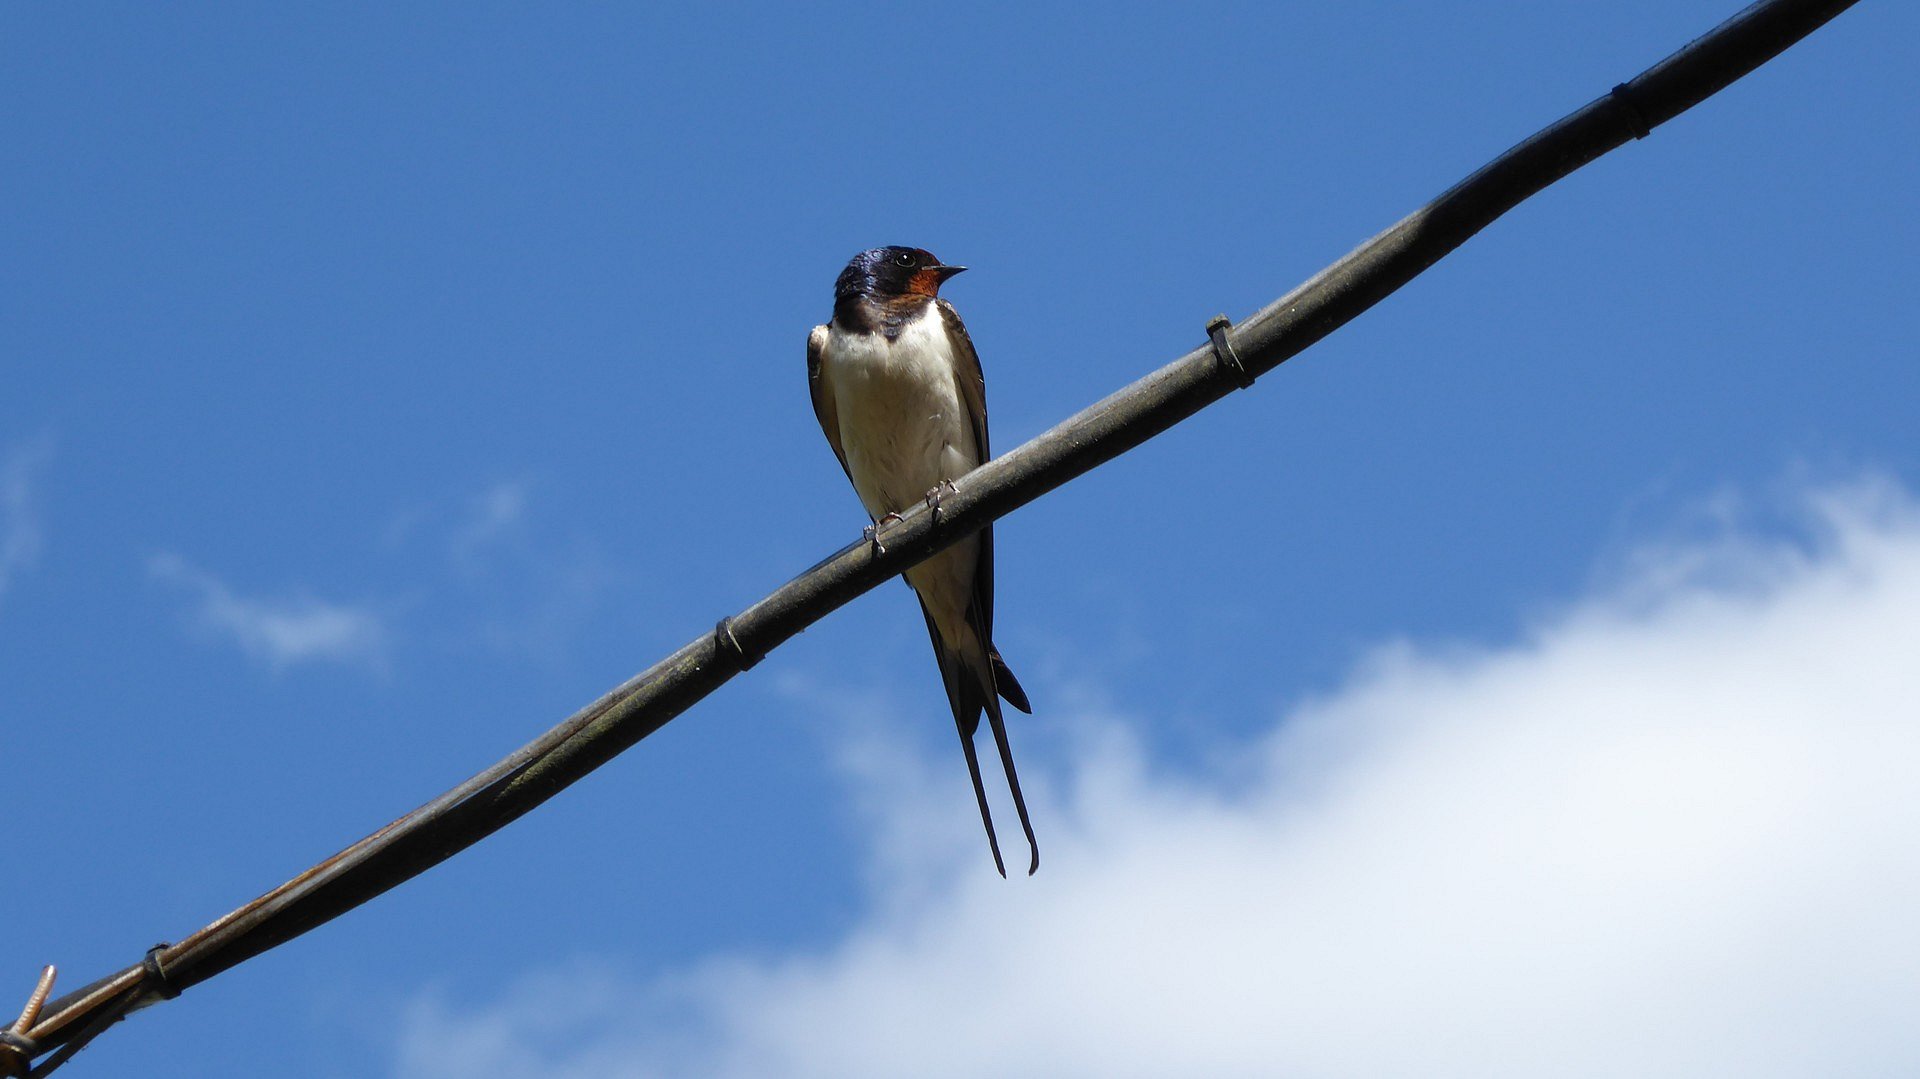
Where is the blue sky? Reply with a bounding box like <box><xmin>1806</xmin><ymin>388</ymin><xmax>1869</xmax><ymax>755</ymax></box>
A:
<box><xmin>3</xmin><ymin>3</ymin><xmax>1917</xmax><ymax>1076</ymax></box>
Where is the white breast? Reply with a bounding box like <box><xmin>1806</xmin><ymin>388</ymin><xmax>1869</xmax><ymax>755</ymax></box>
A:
<box><xmin>823</xmin><ymin>309</ymin><xmax>980</xmax><ymax>519</ymax></box>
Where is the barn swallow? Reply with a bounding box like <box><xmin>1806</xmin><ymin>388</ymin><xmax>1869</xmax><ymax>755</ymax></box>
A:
<box><xmin>807</xmin><ymin>246</ymin><xmax>1038</xmax><ymax>876</ymax></box>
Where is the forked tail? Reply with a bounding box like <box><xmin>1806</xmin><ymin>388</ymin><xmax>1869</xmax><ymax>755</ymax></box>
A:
<box><xmin>921</xmin><ymin>609</ymin><xmax>1038</xmax><ymax>876</ymax></box>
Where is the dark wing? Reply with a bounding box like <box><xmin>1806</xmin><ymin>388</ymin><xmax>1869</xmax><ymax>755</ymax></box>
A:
<box><xmin>937</xmin><ymin>299</ymin><xmax>1030</xmax><ymax>714</ymax></box>
<box><xmin>936</xmin><ymin>300</ymin><xmax>991</xmax><ymax>462</ymax></box>
<box><xmin>936</xmin><ymin>298</ymin><xmax>993</xmax><ymax>622</ymax></box>
<box><xmin>807</xmin><ymin>324</ymin><xmax>855</xmax><ymax>490</ymax></box>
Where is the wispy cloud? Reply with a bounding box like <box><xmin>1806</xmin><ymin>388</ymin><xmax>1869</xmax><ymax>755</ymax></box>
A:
<box><xmin>0</xmin><ymin>435</ymin><xmax>53</xmax><ymax>609</ymax></box>
<box><xmin>395</xmin><ymin>474</ymin><xmax>1920</xmax><ymax>1077</ymax></box>
<box><xmin>449</xmin><ymin>479</ymin><xmax>531</xmax><ymax>573</ymax></box>
<box><xmin>149</xmin><ymin>553</ymin><xmax>389</xmax><ymax>671</ymax></box>
<box><xmin>404</xmin><ymin>478</ymin><xmax>625</xmax><ymax>664</ymax></box>
<box><xmin>376</xmin><ymin>478</ymin><xmax>621</xmax><ymax>664</ymax></box>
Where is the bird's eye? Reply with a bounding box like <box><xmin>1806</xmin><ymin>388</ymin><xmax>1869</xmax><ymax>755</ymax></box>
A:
<box><xmin>894</xmin><ymin>251</ymin><xmax>916</xmax><ymax>267</ymax></box>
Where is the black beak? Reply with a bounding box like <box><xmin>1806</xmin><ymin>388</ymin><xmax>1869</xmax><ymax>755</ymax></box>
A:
<box><xmin>931</xmin><ymin>264</ymin><xmax>967</xmax><ymax>282</ymax></box>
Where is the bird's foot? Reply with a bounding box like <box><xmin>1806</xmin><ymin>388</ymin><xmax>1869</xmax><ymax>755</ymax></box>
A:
<box><xmin>863</xmin><ymin>511</ymin><xmax>905</xmax><ymax>554</ymax></box>
<box><xmin>923</xmin><ymin>479</ymin><xmax>958</xmax><ymax>524</ymax></box>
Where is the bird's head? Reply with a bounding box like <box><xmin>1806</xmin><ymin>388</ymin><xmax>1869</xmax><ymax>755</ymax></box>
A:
<box><xmin>834</xmin><ymin>246</ymin><xmax>966</xmax><ymax>301</ymax></box>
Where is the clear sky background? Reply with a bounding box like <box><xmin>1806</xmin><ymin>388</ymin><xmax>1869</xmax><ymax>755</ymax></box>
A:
<box><xmin>4</xmin><ymin>3</ymin><xmax>1917</xmax><ymax>1076</ymax></box>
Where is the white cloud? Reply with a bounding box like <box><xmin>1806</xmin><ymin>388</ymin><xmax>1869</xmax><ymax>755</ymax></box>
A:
<box><xmin>376</xmin><ymin>478</ymin><xmax>618</xmax><ymax>663</ymax></box>
<box><xmin>448</xmin><ymin>479</ymin><xmax>531</xmax><ymax>572</ymax></box>
<box><xmin>0</xmin><ymin>436</ymin><xmax>53</xmax><ymax>607</ymax></box>
<box><xmin>393</xmin><ymin>476</ymin><xmax>1920</xmax><ymax>1078</ymax></box>
<box><xmin>150</xmin><ymin>552</ymin><xmax>389</xmax><ymax>670</ymax></box>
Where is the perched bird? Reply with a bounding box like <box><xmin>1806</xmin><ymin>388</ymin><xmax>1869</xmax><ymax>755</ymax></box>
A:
<box><xmin>807</xmin><ymin>246</ymin><xmax>1038</xmax><ymax>876</ymax></box>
